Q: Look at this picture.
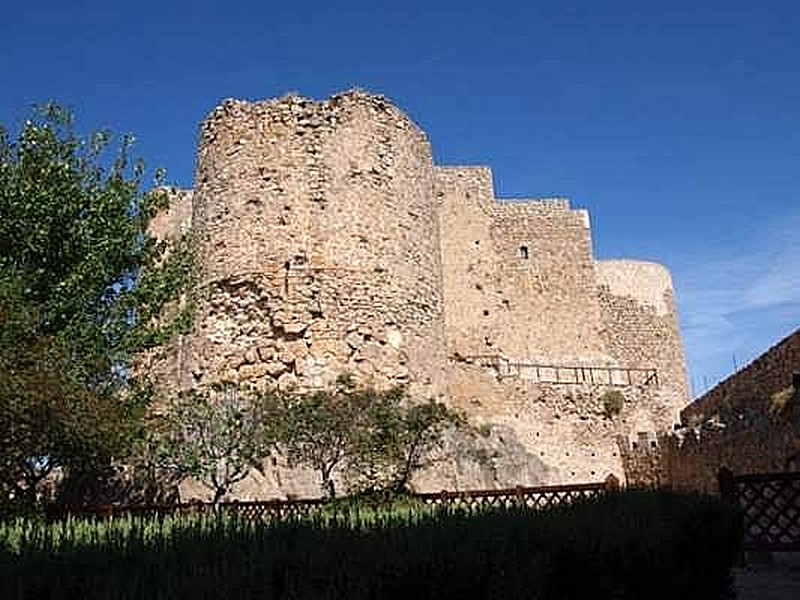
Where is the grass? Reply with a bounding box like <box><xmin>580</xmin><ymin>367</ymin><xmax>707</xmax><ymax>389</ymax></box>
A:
<box><xmin>0</xmin><ymin>489</ymin><xmax>742</xmax><ymax>600</ymax></box>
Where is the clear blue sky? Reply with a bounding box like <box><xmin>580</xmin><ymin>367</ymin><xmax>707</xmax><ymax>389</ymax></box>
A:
<box><xmin>2</xmin><ymin>0</ymin><xmax>798</xmax><ymax>397</ymax></box>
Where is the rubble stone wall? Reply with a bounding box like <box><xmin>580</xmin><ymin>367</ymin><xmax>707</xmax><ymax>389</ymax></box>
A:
<box><xmin>182</xmin><ymin>92</ymin><xmax>445</xmax><ymax>394</ymax></box>
<box><xmin>438</xmin><ymin>362</ymin><xmax>679</xmax><ymax>488</ymax></box>
<box><xmin>597</xmin><ymin>260</ymin><xmax>689</xmax><ymax>420</ymax></box>
<box><xmin>682</xmin><ymin>329</ymin><xmax>800</xmax><ymax>425</ymax></box>
<box><xmin>619</xmin><ymin>419</ymin><xmax>800</xmax><ymax>494</ymax></box>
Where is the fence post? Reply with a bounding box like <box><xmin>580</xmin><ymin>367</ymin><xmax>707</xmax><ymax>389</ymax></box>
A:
<box><xmin>717</xmin><ymin>466</ymin><xmax>746</xmax><ymax>566</ymax></box>
<box><xmin>718</xmin><ymin>467</ymin><xmax>736</xmax><ymax>505</ymax></box>
<box><xmin>604</xmin><ymin>474</ymin><xmax>620</xmax><ymax>492</ymax></box>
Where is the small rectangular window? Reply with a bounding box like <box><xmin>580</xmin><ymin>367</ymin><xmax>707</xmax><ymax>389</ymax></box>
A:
<box><xmin>519</xmin><ymin>245</ymin><xmax>529</xmax><ymax>259</ymax></box>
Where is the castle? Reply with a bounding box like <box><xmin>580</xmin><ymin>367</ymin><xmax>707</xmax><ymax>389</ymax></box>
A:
<box><xmin>151</xmin><ymin>90</ymin><xmax>689</xmax><ymax>497</ymax></box>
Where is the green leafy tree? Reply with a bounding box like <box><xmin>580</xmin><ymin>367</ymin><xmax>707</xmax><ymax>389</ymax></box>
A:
<box><xmin>154</xmin><ymin>385</ymin><xmax>279</xmax><ymax>505</ymax></box>
<box><xmin>600</xmin><ymin>390</ymin><xmax>625</xmax><ymax>419</ymax></box>
<box><xmin>0</xmin><ymin>104</ymin><xmax>193</xmax><ymax>508</ymax></box>
<box><xmin>388</xmin><ymin>399</ymin><xmax>466</xmax><ymax>491</ymax></box>
<box><xmin>279</xmin><ymin>380</ymin><xmax>364</xmax><ymax>499</ymax></box>
<box><xmin>344</xmin><ymin>393</ymin><xmax>466</xmax><ymax>495</ymax></box>
<box><xmin>279</xmin><ymin>377</ymin><xmax>465</xmax><ymax>499</ymax></box>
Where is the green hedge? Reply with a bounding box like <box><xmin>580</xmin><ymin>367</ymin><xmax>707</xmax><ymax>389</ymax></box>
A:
<box><xmin>0</xmin><ymin>490</ymin><xmax>742</xmax><ymax>599</ymax></box>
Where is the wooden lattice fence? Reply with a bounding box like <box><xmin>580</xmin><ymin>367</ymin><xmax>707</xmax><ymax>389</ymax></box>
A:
<box><xmin>416</xmin><ymin>478</ymin><xmax>618</xmax><ymax>511</ymax></box>
<box><xmin>719</xmin><ymin>467</ymin><xmax>800</xmax><ymax>552</ymax></box>
<box><xmin>46</xmin><ymin>476</ymin><xmax>620</xmax><ymax>521</ymax></box>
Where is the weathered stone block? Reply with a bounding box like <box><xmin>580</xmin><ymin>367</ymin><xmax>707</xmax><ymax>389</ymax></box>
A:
<box><xmin>277</xmin><ymin>372</ymin><xmax>298</xmax><ymax>391</ymax></box>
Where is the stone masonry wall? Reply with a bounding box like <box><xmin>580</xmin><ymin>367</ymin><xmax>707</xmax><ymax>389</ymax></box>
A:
<box><xmin>597</xmin><ymin>260</ymin><xmax>689</xmax><ymax>422</ymax></box>
<box><xmin>619</xmin><ymin>418</ymin><xmax>800</xmax><ymax>494</ymax></box>
<box><xmin>432</xmin><ymin>361</ymin><xmax>677</xmax><ymax>488</ymax></box>
<box><xmin>667</xmin><ymin>328</ymin><xmax>800</xmax><ymax>492</ymax></box>
<box><xmin>490</xmin><ymin>201</ymin><xmax>606</xmax><ymax>362</ymax></box>
<box><xmin>182</xmin><ymin>91</ymin><xmax>445</xmax><ymax>395</ymax></box>
<box><xmin>682</xmin><ymin>328</ymin><xmax>800</xmax><ymax>425</ymax></box>
<box><xmin>436</xmin><ymin>167</ymin><xmax>498</xmax><ymax>357</ymax></box>
<box><xmin>618</xmin><ymin>329</ymin><xmax>800</xmax><ymax>492</ymax></box>
<box><xmin>436</xmin><ymin>167</ymin><xmax>607</xmax><ymax>364</ymax></box>
<box><xmin>147</xmin><ymin>187</ymin><xmax>194</xmax><ymax>240</ymax></box>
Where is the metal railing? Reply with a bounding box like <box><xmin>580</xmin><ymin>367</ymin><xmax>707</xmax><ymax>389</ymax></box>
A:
<box><xmin>460</xmin><ymin>355</ymin><xmax>659</xmax><ymax>387</ymax></box>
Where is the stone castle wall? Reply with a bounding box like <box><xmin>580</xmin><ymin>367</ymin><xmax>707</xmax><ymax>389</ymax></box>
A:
<box><xmin>179</xmin><ymin>92</ymin><xmax>445</xmax><ymax>395</ymax></box>
<box><xmin>619</xmin><ymin>329</ymin><xmax>800</xmax><ymax>493</ymax></box>
<box><xmin>437</xmin><ymin>362</ymin><xmax>685</xmax><ymax>488</ymax></box>
<box><xmin>153</xmin><ymin>90</ymin><xmax>691</xmax><ymax>497</ymax></box>
<box><xmin>682</xmin><ymin>328</ymin><xmax>800</xmax><ymax>426</ymax></box>
<box><xmin>597</xmin><ymin>260</ymin><xmax>689</xmax><ymax>416</ymax></box>
<box><xmin>619</xmin><ymin>419</ymin><xmax>800</xmax><ymax>494</ymax></box>
<box><xmin>434</xmin><ymin>165</ymin><xmax>688</xmax><ymax>441</ymax></box>
<box><xmin>436</xmin><ymin>167</ymin><xmax>607</xmax><ymax>363</ymax></box>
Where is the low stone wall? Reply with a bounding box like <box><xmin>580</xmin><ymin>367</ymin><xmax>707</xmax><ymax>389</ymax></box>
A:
<box><xmin>619</xmin><ymin>329</ymin><xmax>800</xmax><ymax>492</ymax></box>
<box><xmin>619</xmin><ymin>419</ymin><xmax>800</xmax><ymax>494</ymax></box>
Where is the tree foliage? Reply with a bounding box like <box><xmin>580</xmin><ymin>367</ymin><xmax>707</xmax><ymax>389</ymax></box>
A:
<box><xmin>343</xmin><ymin>392</ymin><xmax>466</xmax><ymax>496</ymax></box>
<box><xmin>279</xmin><ymin>377</ymin><xmax>465</xmax><ymax>499</ymax></box>
<box><xmin>600</xmin><ymin>389</ymin><xmax>625</xmax><ymax>419</ymax></box>
<box><xmin>0</xmin><ymin>104</ymin><xmax>193</xmax><ymax>509</ymax></box>
<box><xmin>279</xmin><ymin>378</ymin><xmax>367</xmax><ymax>499</ymax></box>
<box><xmin>152</xmin><ymin>385</ymin><xmax>279</xmax><ymax>505</ymax></box>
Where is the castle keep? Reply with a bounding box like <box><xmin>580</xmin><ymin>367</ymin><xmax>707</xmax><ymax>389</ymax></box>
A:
<box><xmin>152</xmin><ymin>90</ymin><xmax>689</xmax><ymax>496</ymax></box>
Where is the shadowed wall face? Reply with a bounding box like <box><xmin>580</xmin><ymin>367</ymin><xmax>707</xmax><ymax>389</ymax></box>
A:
<box><xmin>619</xmin><ymin>329</ymin><xmax>799</xmax><ymax>492</ymax></box>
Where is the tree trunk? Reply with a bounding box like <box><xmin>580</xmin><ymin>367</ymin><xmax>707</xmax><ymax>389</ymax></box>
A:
<box><xmin>322</xmin><ymin>467</ymin><xmax>336</xmax><ymax>499</ymax></box>
<box><xmin>212</xmin><ymin>485</ymin><xmax>226</xmax><ymax>506</ymax></box>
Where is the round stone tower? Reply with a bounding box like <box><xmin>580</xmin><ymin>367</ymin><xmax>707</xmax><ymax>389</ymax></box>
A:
<box><xmin>184</xmin><ymin>91</ymin><xmax>445</xmax><ymax>393</ymax></box>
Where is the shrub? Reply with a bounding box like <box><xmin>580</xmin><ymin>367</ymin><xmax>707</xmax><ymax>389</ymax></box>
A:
<box><xmin>601</xmin><ymin>389</ymin><xmax>625</xmax><ymax>418</ymax></box>
<box><xmin>769</xmin><ymin>385</ymin><xmax>795</xmax><ymax>417</ymax></box>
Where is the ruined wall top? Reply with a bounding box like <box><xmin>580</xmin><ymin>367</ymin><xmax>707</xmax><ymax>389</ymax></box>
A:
<box><xmin>596</xmin><ymin>260</ymin><xmax>675</xmax><ymax>317</ymax></box>
<box><xmin>181</xmin><ymin>88</ymin><xmax>446</xmax><ymax>393</ymax></box>
<box><xmin>199</xmin><ymin>90</ymin><xmax>430</xmax><ymax>155</ymax></box>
